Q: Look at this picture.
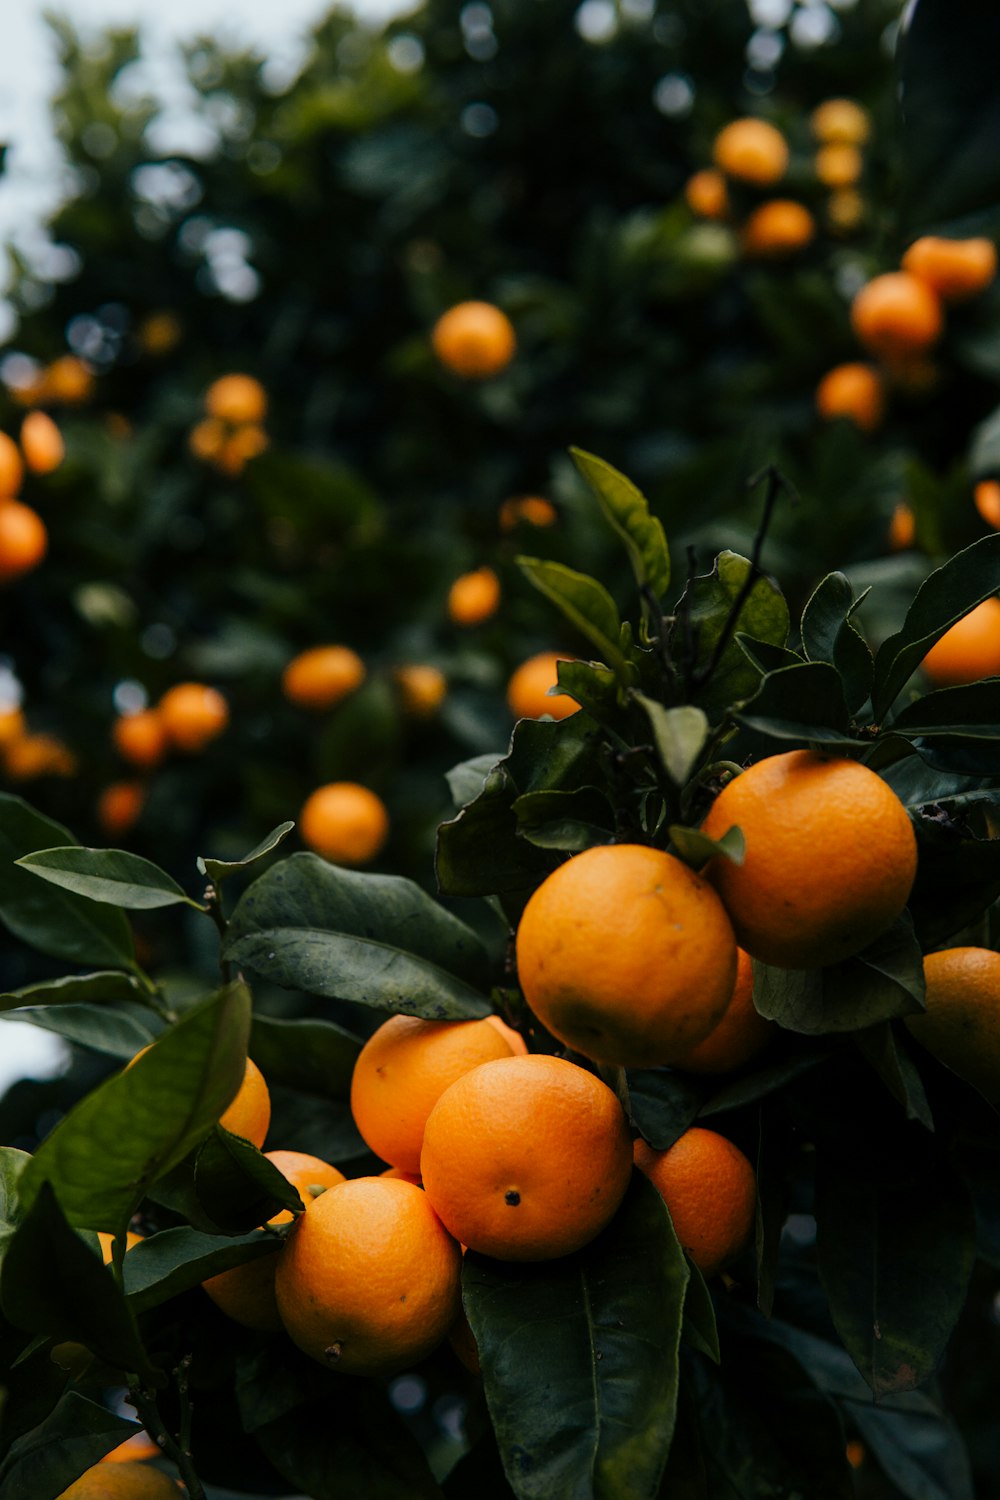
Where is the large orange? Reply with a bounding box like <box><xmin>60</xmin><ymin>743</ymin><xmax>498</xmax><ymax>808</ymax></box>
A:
<box><xmin>516</xmin><ymin>844</ymin><xmax>737</xmax><ymax>1067</ymax></box>
<box><xmin>712</xmin><ymin>119</ymin><xmax>788</xmax><ymax>185</ymax></box>
<box><xmin>741</xmin><ymin>200</ymin><xmax>815</xmax><ymax>258</ymax></box>
<box><xmin>282</xmin><ymin>644</ymin><xmax>365</xmax><ymax>710</ymax></box>
<box><xmin>920</xmin><ymin>598</ymin><xmax>1000</xmax><ymax>685</ymax></box>
<box><xmin>0</xmin><ymin>500</ymin><xmax>47</xmax><ymax>580</ymax></box>
<box><xmin>420</xmin><ymin>1054</ymin><xmax>632</xmax><ymax>1260</ymax></box>
<box><xmin>850</xmin><ymin>272</ymin><xmax>943</xmax><ymax>360</ymax></box>
<box><xmin>506</xmin><ymin>651</ymin><xmax>579</xmax><ymax>721</ymax></box>
<box><xmin>815</xmin><ymin>363</ymin><xmax>884</xmax><ymax>432</ymax></box>
<box><xmin>112</xmin><ymin>708</ymin><xmax>168</xmax><ymax>769</ymax></box>
<box><xmin>158</xmin><ymin>682</ymin><xmax>229</xmax><ymax>752</ymax></box>
<box><xmin>299</xmin><ymin>781</ymin><xmax>389</xmax><ymax>865</ymax></box>
<box><xmin>20</xmin><ymin>410</ymin><xmax>65</xmax><ymax>474</ymax></box>
<box><xmin>633</xmin><ymin>1127</ymin><xmax>756</xmax><ymax>1277</ymax></box>
<box><xmin>904</xmin><ymin>947</ymin><xmax>1000</xmax><ymax>1099</ymax></box>
<box><xmin>447</xmin><ymin>566</ymin><xmax>501</xmax><ymax>626</ymax></box>
<box><xmin>350</xmin><ymin>1014</ymin><xmax>526</xmax><ymax>1175</ymax></box>
<box><xmin>275</xmin><ymin>1176</ymin><xmax>461</xmax><ymax>1374</ymax></box>
<box><xmin>701</xmin><ymin>751</ymin><xmax>917</xmax><ymax>969</ymax></box>
<box><xmin>431</xmin><ymin>301</ymin><xmax>516</xmax><ymax>379</ymax></box>
<box><xmin>671</xmin><ymin>949</ymin><xmax>773</xmax><ymax>1074</ymax></box>
<box><xmin>204</xmin><ymin>373</ymin><xmax>267</xmax><ymax>424</ymax></box>
<box><xmin>901</xmin><ymin>236</ymin><xmax>998</xmax><ymax>303</ymax></box>
<box><xmin>56</xmin><ymin>1461</ymin><xmax>179</xmax><ymax>1498</ymax></box>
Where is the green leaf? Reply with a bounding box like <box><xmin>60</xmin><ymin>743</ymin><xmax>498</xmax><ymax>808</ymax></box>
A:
<box><xmin>464</xmin><ymin>1174</ymin><xmax>688</xmax><ymax>1500</ymax></box>
<box><xmin>0</xmin><ymin>1003</ymin><xmax>156</xmax><ymax>1059</ymax></box>
<box><xmin>513</xmin><ymin>786</ymin><xmax>615</xmax><ymax>852</ymax></box>
<box><xmin>751</xmin><ymin>912</ymin><xmax>926</xmax><ymax>1036</ymax></box>
<box><xmin>669</xmin><ymin>822</ymin><xmax>744</xmax><ymax>872</ymax></box>
<box><xmin>223</xmin><ymin>853</ymin><xmax>490</xmax><ymax>1020</ymax></box>
<box><xmin>198</xmin><ymin>821</ymin><xmax>296</xmax><ymax>884</ymax></box>
<box><xmin>0</xmin><ymin>795</ymin><xmax>134</xmax><ymax>968</ymax></box>
<box><xmin>853</xmin><ymin>1023</ymin><xmax>934</xmax><ymax>1130</ymax></box>
<box><xmin>885</xmin><ymin>681</ymin><xmax>1000</xmax><ymax>775</ymax></box>
<box><xmin>698</xmin><ymin>1045</ymin><xmax>831</xmax><ymax>1119</ymax></box>
<box><xmin>570</xmin><ymin>447</ymin><xmax>671</xmax><ymax>600</ymax></box>
<box><xmin>681</xmin><ymin>1259</ymin><xmax>720</xmax><ymax>1363</ymax></box>
<box><xmin>871</xmin><ymin>534</ymin><xmax>1000</xmax><ymax>719</ymax></box>
<box><xmin>193</xmin><ymin>1126</ymin><xmax>303</xmax><ymax>1234</ymax></box>
<box><xmin>15</xmin><ymin>846</ymin><xmax>199</xmax><ymax>910</ymax></box>
<box><xmin>123</xmin><ymin>1226</ymin><xmax>281</xmax><ymax>1314</ymax></box>
<box><xmin>555</xmin><ymin>660</ymin><xmax>619</xmax><ymax>724</ymax></box>
<box><xmin>816</xmin><ymin>1152</ymin><xmax>976</xmax><ymax>1396</ymax></box>
<box><xmin>0</xmin><ymin>970</ymin><xmax>145</xmax><ymax>1013</ymax></box>
<box><xmin>735</xmin><ymin>661</ymin><xmax>854</xmax><ymax>746</ymax></box>
<box><xmin>848</xmin><ymin>1400</ymin><xmax>974</xmax><ymax>1500</ymax></box>
<box><xmin>632</xmin><ymin>696</ymin><xmax>709</xmax><ymax>786</ymax></box>
<box><xmin>517</xmin><ymin>557</ymin><xmax>631</xmax><ymax>677</ymax></box>
<box><xmin>625</xmin><ymin>1069</ymin><xmax>707</xmax><ymax>1151</ymax></box>
<box><xmin>250</xmin><ymin>1013</ymin><xmax>362</xmax><ymax>1099</ymax></box>
<box><xmin>17</xmin><ymin>982</ymin><xmax>251</xmax><ymax>1231</ymax></box>
<box><xmin>0</xmin><ymin>1391</ymin><xmax>139</xmax><ymax>1500</ymax></box>
<box><xmin>908</xmin><ymin>798</ymin><xmax>1000</xmax><ymax>947</ymax></box>
<box><xmin>800</xmin><ymin>573</ymin><xmax>874</xmax><ymax>715</ymax></box>
<box><xmin>674</xmin><ymin>551</ymin><xmax>790</xmax><ymax>723</ymax></box>
<box><xmin>445</xmin><ymin>754</ymin><xmax>499</xmax><ymax>811</ymax></box>
<box><xmin>737</xmin><ymin>636</ymin><xmax>804</xmax><ymax>676</ymax></box>
<box><xmin>0</xmin><ymin>1182</ymin><xmax>154</xmax><ymax>1379</ymax></box>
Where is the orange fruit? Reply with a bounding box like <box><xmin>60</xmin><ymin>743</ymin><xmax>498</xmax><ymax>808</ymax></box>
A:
<box><xmin>299</xmin><ymin>781</ymin><xmax>389</xmax><ymax>865</ymax></box>
<box><xmin>826</xmin><ymin>188</ymin><xmax>865</xmax><ymax>235</ymax></box>
<box><xmin>157</xmin><ymin>682</ymin><xmax>229</xmax><ymax>752</ymax></box>
<box><xmin>815</xmin><ymin>362</ymin><xmax>885</xmax><ymax>432</ymax></box>
<box><xmin>100</xmin><ymin>1433</ymin><xmax>160</xmax><ymax>1464</ymax></box>
<box><xmin>203</xmin><ymin>1149</ymin><xmax>346</xmax><ymax>1330</ymax></box>
<box><xmin>138</xmin><ymin>311</ymin><xmax>182</xmax><ymax>356</ymax></box>
<box><xmin>810</xmin><ymin>98</ymin><xmax>870</xmax><ymax>145</ymax></box>
<box><xmin>112</xmin><ymin>708</ymin><xmax>168</xmax><ymax>769</ymax></box>
<box><xmin>204</xmin><ymin>373</ymin><xmax>267</xmax><ymax>424</ymax></box>
<box><xmin>431</xmin><ymin>301</ymin><xmax>517</xmax><ymax>379</ymax></box>
<box><xmin>506</xmin><ymin>651</ymin><xmax>579</xmax><ymax>720</ymax></box>
<box><xmin>671</xmin><ymin>949</ymin><xmax>773</xmax><ymax>1074</ymax></box>
<box><xmin>712</xmin><ymin>119</ymin><xmax>788</xmax><ymax>186</ymax></box>
<box><xmin>216</xmin><ymin>423</ymin><xmax>269</xmax><ymax>476</ymax></box>
<box><xmin>56</xmin><ymin>1460</ymin><xmax>179</xmax><ymax>1498</ymax></box>
<box><xmin>701</xmin><ymin>750</ymin><xmax>917</xmax><ymax>969</ymax></box>
<box><xmin>381</xmin><ymin>1166</ymin><xmax>423</xmax><ymax>1185</ymax></box>
<box><xmin>684</xmin><ymin>168</ymin><xmax>729</xmax><ymax>220</ymax></box>
<box><xmin>188</xmin><ymin>416</ymin><xmax>226</xmax><ymax>462</ymax></box>
<box><xmin>516</xmin><ymin>844</ymin><xmax>737</xmax><ymax>1067</ymax></box>
<box><xmin>0</xmin><ymin>433</ymin><xmax>23</xmax><ymax>497</ymax></box>
<box><xmin>888</xmin><ymin>501</ymin><xmax>916</xmax><ymax>552</ymax></box>
<box><xmin>741</xmin><ymin>200</ymin><xmax>815</xmax><ymax>258</ymax></box>
<box><xmin>4</xmin><ymin>732</ymin><xmax>76</xmax><ymax>780</ymax></box>
<box><xmin>904</xmin><ymin>947</ymin><xmax>1000</xmax><ymax>1100</ymax></box>
<box><xmin>975</xmin><ymin>479</ymin><xmax>1000</xmax><ymax>529</ymax></box>
<box><xmin>282</xmin><ymin>645</ymin><xmax>366</xmax><ymax>710</ymax></box>
<box><xmin>97</xmin><ymin>781</ymin><xmax>146</xmax><ymax>838</ymax></box>
<box><xmin>395</xmin><ymin>663</ymin><xmax>447</xmax><ymax>716</ymax></box>
<box><xmin>421</xmin><ymin>1054</ymin><xmax>632</xmax><ymax>1260</ymax></box>
<box><xmin>0</xmin><ymin>500</ymin><xmax>47</xmax><ymax>580</ymax></box>
<box><xmin>498</xmin><ymin>495</ymin><xmax>558</xmax><ymax>531</ymax></box>
<box><xmin>275</xmin><ymin>1175</ymin><xmax>461</xmax><ymax>1374</ymax></box>
<box><xmin>96</xmin><ymin>1231</ymin><xmax>143</xmax><ymax>1265</ymax></box>
<box><xmin>920</xmin><ymin>598</ymin><xmax>1000</xmax><ymax>686</ymax></box>
<box><xmin>901</xmin><ymin>236</ymin><xmax>998</xmax><ymax>303</ymax></box>
<box><xmin>0</xmin><ymin>706</ymin><xmax>25</xmax><ymax>746</ymax></box>
<box><xmin>815</xmin><ymin>143</ymin><xmax>862</xmax><ymax>188</ymax></box>
<box><xmin>448</xmin><ymin>566</ymin><xmax>501</xmax><ymax>626</ymax></box>
<box><xmin>850</xmin><ymin>272</ymin><xmax>943</xmax><ymax>360</ymax></box>
<box><xmin>350</xmin><ymin>1014</ymin><xmax>525</xmax><ymax>1175</ymax></box>
<box><xmin>220</xmin><ymin>1057</ymin><xmax>271</xmax><ymax>1147</ymax></box>
<box><xmin>20</xmin><ymin>410</ymin><xmax>65</xmax><ymax>474</ymax></box>
<box><xmin>44</xmin><ymin>355</ymin><xmax>94</xmax><ymax>406</ymax></box>
<box><xmin>633</xmin><ymin>1127</ymin><xmax>756</xmax><ymax>1277</ymax></box>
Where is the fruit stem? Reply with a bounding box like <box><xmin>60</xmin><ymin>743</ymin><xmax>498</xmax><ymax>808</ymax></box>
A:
<box><xmin>128</xmin><ymin>1378</ymin><xmax>206</xmax><ymax>1499</ymax></box>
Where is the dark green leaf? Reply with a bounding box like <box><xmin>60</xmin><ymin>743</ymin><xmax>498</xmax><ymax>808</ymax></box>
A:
<box><xmin>736</xmin><ymin>636</ymin><xmax>804</xmax><ymax>676</ymax></box>
<box><xmin>0</xmin><ymin>1002</ymin><xmax>156</xmax><ymax>1058</ymax></box>
<box><xmin>909</xmin><ymin>802</ymin><xmax>1000</xmax><ymax>947</ymax></box>
<box><xmin>0</xmin><ymin>970</ymin><xmax>145</xmax><ymax>1013</ymax></box>
<box><xmin>847</xmin><ymin>1399</ymin><xmax>974</xmax><ymax>1500</ymax></box>
<box><xmin>17</xmin><ymin>982</ymin><xmax>250</xmax><ymax>1231</ymax></box>
<box><xmin>555</xmin><ymin>660</ymin><xmax>619</xmax><ymax>723</ymax></box>
<box><xmin>193</xmin><ymin>1126</ymin><xmax>303</xmax><ymax>1234</ymax></box>
<box><xmin>0</xmin><ymin>1391</ymin><xmax>139</xmax><ymax>1500</ymax></box>
<box><xmin>698</xmin><ymin>1046</ymin><xmax>830</xmax><ymax>1119</ymax></box>
<box><xmin>853</xmin><ymin>1023</ymin><xmax>934</xmax><ymax>1130</ymax></box>
<box><xmin>223</xmin><ymin>853</ymin><xmax>490</xmax><ymax>1020</ymax></box>
<box><xmin>513</xmin><ymin>786</ymin><xmax>615</xmax><ymax>852</ymax></box>
<box><xmin>625</xmin><ymin>1069</ymin><xmax>707</xmax><ymax>1151</ymax></box>
<box><xmin>632</xmin><ymin>697</ymin><xmax>709</xmax><ymax>786</ymax></box>
<box><xmin>735</xmin><ymin>661</ymin><xmax>854</xmax><ymax>746</ymax></box>
<box><xmin>517</xmin><ymin>557</ymin><xmax>631</xmax><ymax>677</ymax></box>
<box><xmin>800</xmin><ymin>573</ymin><xmax>874</xmax><ymax>715</ymax></box>
<box><xmin>464</xmin><ymin>1174</ymin><xmax>688</xmax><ymax>1500</ymax></box>
<box><xmin>674</xmin><ymin>551</ymin><xmax>790</xmax><ymax>724</ymax></box>
<box><xmin>682</xmin><ymin>1260</ymin><xmax>720</xmax><ymax>1363</ymax></box>
<box><xmin>198</xmin><ymin>821</ymin><xmax>295</xmax><ymax>884</ymax></box>
<box><xmin>885</xmin><ymin>681</ymin><xmax>1000</xmax><ymax>774</ymax></box>
<box><xmin>250</xmin><ymin>1013</ymin><xmax>362</xmax><ymax>1099</ymax></box>
<box><xmin>445</xmin><ymin>754</ymin><xmax>499</xmax><ymax>811</ymax></box>
<box><xmin>15</xmin><ymin>846</ymin><xmax>199</xmax><ymax>911</ymax></box>
<box><xmin>123</xmin><ymin>1226</ymin><xmax>281</xmax><ymax>1314</ymax></box>
<box><xmin>570</xmin><ymin>448</ymin><xmax>671</xmax><ymax>600</ymax></box>
<box><xmin>668</xmin><ymin>822</ymin><xmax>744</xmax><ymax>872</ymax></box>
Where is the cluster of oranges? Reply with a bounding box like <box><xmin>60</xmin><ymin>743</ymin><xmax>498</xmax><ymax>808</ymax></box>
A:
<box><xmin>5</xmin><ymin>353</ymin><xmax>95</xmax><ymax>409</ymax></box>
<box><xmin>0</xmin><ymin>411</ymin><xmax>63</xmax><ymax>584</ymax></box>
<box><xmin>188</xmin><ymin>374</ymin><xmax>270</xmax><ymax>478</ymax></box>
<box><xmin>100</xmin><ymin>683</ymin><xmax>230</xmax><ymax>837</ymax></box>
<box><xmin>0</xmin><ymin>700</ymin><xmax>77</xmax><ymax>783</ymax></box>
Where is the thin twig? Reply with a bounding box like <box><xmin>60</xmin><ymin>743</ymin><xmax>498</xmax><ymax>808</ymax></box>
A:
<box><xmin>203</xmin><ymin>884</ymin><xmax>232</xmax><ymax>984</ymax></box>
<box><xmin>128</xmin><ymin>1380</ymin><xmax>206</xmax><ymax>1500</ymax></box>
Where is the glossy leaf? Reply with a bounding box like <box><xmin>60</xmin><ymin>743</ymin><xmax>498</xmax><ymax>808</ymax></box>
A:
<box><xmin>799</xmin><ymin>572</ymin><xmax>873</xmax><ymax>715</ymax></box>
<box><xmin>518</xmin><ymin>557</ymin><xmax>630</xmax><ymax>676</ymax></box>
<box><xmin>735</xmin><ymin>661</ymin><xmax>854</xmax><ymax>746</ymax></box>
<box><xmin>675</xmin><ymin>551</ymin><xmax>790</xmax><ymax>723</ymax></box>
<box><xmin>192</xmin><ymin>1126</ymin><xmax>303</xmax><ymax>1234</ymax></box>
<box><xmin>625</xmin><ymin>1069</ymin><xmax>707</xmax><ymax>1151</ymax></box>
<box><xmin>249</xmin><ymin>1013</ymin><xmax>362</xmax><ymax>1099</ymax></box>
<box><xmin>15</xmin><ymin>845</ymin><xmax>198</xmax><ymax>910</ymax></box>
<box><xmin>885</xmin><ymin>680</ymin><xmax>1000</xmax><ymax>775</ymax></box>
<box><xmin>0</xmin><ymin>970</ymin><xmax>145</xmax><ymax>1013</ymax></box>
<box><xmin>198</xmin><ymin>820</ymin><xmax>296</xmax><ymax>884</ymax></box>
<box><xmin>123</xmin><ymin>1225</ymin><xmax>281</xmax><ymax>1313</ymax></box>
<box><xmin>17</xmin><ymin>982</ymin><xmax>250</xmax><ymax>1231</ymax></box>
<box><xmin>632</xmin><ymin>696</ymin><xmax>709</xmax><ymax>786</ymax></box>
<box><xmin>0</xmin><ymin>1391</ymin><xmax>139</xmax><ymax>1500</ymax></box>
<box><xmin>464</xmin><ymin>1174</ymin><xmax>688</xmax><ymax>1500</ymax></box>
<box><xmin>570</xmin><ymin>447</ymin><xmax>671</xmax><ymax>600</ymax></box>
<box><xmin>0</xmin><ymin>1002</ymin><xmax>156</xmax><ymax>1059</ymax></box>
<box><xmin>223</xmin><ymin>854</ymin><xmax>490</xmax><ymax>1020</ymax></box>
<box><xmin>513</xmin><ymin>786</ymin><xmax>615</xmax><ymax>852</ymax></box>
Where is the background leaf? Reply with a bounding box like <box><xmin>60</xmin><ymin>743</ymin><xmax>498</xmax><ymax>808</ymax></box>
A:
<box><xmin>15</xmin><ymin>846</ymin><xmax>198</xmax><ymax>910</ymax></box>
<box><xmin>570</xmin><ymin>447</ymin><xmax>671</xmax><ymax>600</ymax></box>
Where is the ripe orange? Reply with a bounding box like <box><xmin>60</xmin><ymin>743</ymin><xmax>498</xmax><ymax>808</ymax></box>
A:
<box><xmin>684</xmin><ymin>168</ymin><xmax>729</xmax><ymax>220</ymax></box>
<box><xmin>395</xmin><ymin>663</ymin><xmax>447</xmax><ymax>716</ymax></box>
<box><xmin>204</xmin><ymin>373</ymin><xmax>267</xmax><ymax>425</ymax></box>
<box><xmin>203</xmin><ymin>1149</ymin><xmax>346</xmax><ymax>1329</ymax></box>
<box><xmin>701</xmin><ymin>751</ymin><xmax>917</xmax><ymax>969</ymax></box>
<box><xmin>96</xmin><ymin>1231</ymin><xmax>143</xmax><ymax>1264</ymax></box>
<box><xmin>4</xmin><ymin>732</ymin><xmax>76</xmax><ymax>780</ymax></box>
<box><xmin>0</xmin><ymin>433</ymin><xmax>22</xmax><ymax>497</ymax></box>
<box><xmin>220</xmin><ymin>1057</ymin><xmax>271</xmax><ymax>1147</ymax></box>
<box><xmin>112</xmin><ymin>708</ymin><xmax>168</xmax><ymax>769</ymax></box>
<box><xmin>275</xmin><ymin>1175</ymin><xmax>461</xmax><ymax>1374</ymax></box>
<box><xmin>0</xmin><ymin>706</ymin><xmax>25</xmax><ymax>745</ymax></box>
<box><xmin>100</xmin><ymin>1433</ymin><xmax>160</xmax><ymax>1464</ymax></box>
<box><xmin>815</xmin><ymin>363</ymin><xmax>884</xmax><ymax>432</ymax></box>
<box><xmin>299</xmin><ymin>782</ymin><xmax>389</xmax><ymax>865</ymax></box>
<box><xmin>815</xmin><ymin>143</ymin><xmax>863</xmax><ymax>188</ymax></box>
<box><xmin>850</xmin><ymin>272</ymin><xmax>943</xmax><ymax>360</ymax></box>
<box><xmin>810</xmin><ymin>98</ymin><xmax>871</xmax><ymax>146</ymax></box>
<box><xmin>350</xmin><ymin>1014</ymin><xmax>525</xmax><ymax>1175</ymax></box>
<box><xmin>516</xmin><ymin>844</ymin><xmax>737</xmax><ymax>1067</ymax></box>
<box><xmin>712</xmin><ymin>119</ymin><xmax>788</xmax><ymax>186</ymax></box>
<box><xmin>0</xmin><ymin>500</ymin><xmax>47</xmax><ymax>580</ymax></box>
<box><xmin>498</xmin><ymin>495</ymin><xmax>558</xmax><ymax>531</ymax></box>
<box><xmin>901</xmin><ymin>236</ymin><xmax>998</xmax><ymax>303</ymax></box>
<box><xmin>381</xmin><ymin>1166</ymin><xmax>423</xmax><ymax>1185</ymax></box>
<box><xmin>671</xmin><ymin>949</ymin><xmax>773</xmax><ymax>1074</ymax></box>
<box><xmin>20</xmin><ymin>410</ymin><xmax>65</xmax><ymax>474</ymax></box>
<box><xmin>431</xmin><ymin>301</ymin><xmax>517</xmax><ymax>379</ymax></box>
<box><xmin>975</xmin><ymin>479</ymin><xmax>1000</xmax><ymax>529</ymax></box>
<box><xmin>157</xmin><ymin>682</ymin><xmax>229</xmax><ymax>752</ymax></box>
<box><xmin>506</xmin><ymin>651</ymin><xmax>579</xmax><ymax>720</ymax></box>
<box><xmin>888</xmin><ymin>501</ymin><xmax>916</xmax><ymax>552</ymax></box>
<box><xmin>188</xmin><ymin>416</ymin><xmax>226</xmax><ymax>462</ymax></box>
<box><xmin>56</xmin><ymin>1460</ymin><xmax>179</xmax><ymax>1498</ymax></box>
<box><xmin>216</xmin><ymin>423</ymin><xmax>269</xmax><ymax>476</ymax></box>
<box><xmin>633</xmin><ymin>1127</ymin><xmax>756</xmax><ymax>1277</ymax></box>
<box><xmin>448</xmin><ymin>566</ymin><xmax>501</xmax><ymax>626</ymax></box>
<box><xmin>44</xmin><ymin>355</ymin><xmax>94</xmax><ymax>406</ymax></box>
<box><xmin>741</xmin><ymin>200</ymin><xmax>815</xmax><ymax>258</ymax></box>
<box><xmin>97</xmin><ymin>781</ymin><xmax>146</xmax><ymax>839</ymax></box>
<box><xmin>920</xmin><ymin>598</ymin><xmax>1000</xmax><ymax>686</ymax></box>
<box><xmin>904</xmin><ymin>947</ymin><xmax>1000</xmax><ymax>1100</ymax></box>
<box><xmin>420</xmin><ymin>1054</ymin><xmax>632</xmax><ymax>1259</ymax></box>
<box><xmin>282</xmin><ymin>644</ymin><xmax>366</xmax><ymax>710</ymax></box>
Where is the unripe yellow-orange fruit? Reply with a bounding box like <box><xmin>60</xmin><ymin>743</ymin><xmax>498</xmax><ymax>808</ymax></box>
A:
<box><xmin>20</xmin><ymin>411</ymin><xmax>64</xmax><ymax>474</ymax></box>
<box><xmin>815</xmin><ymin>143</ymin><xmax>863</xmax><ymax>188</ymax></box>
<box><xmin>395</xmin><ymin>664</ymin><xmax>447</xmax><ymax>716</ymax></box>
<box><xmin>741</xmin><ymin>200</ymin><xmax>815</xmax><ymax>258</ymax></box>
<box><xmin>282</xmin><ymin>645</ymin><xmax>366</xmax><ymax>710</ymax></box>
<box><xmin>712</xmin><ymin>119</ymin><xmax>788</xmax><ymax>186</ymax></box>
<box><xmin>684</xmin><ymin>168</ymin><xmax>729</xmax><ymax>220</ymax></box>
<box><xmin>815</xmin><ymin>363</ymin><xmax>885</xmax><ymax>432</ymax></box>
<box><xmin>810</xmin><ymin>98</ymin><xmax>871</xmax><ymax>146</ymax></box>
